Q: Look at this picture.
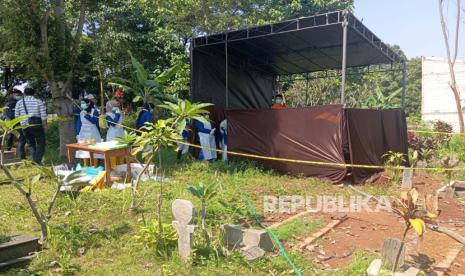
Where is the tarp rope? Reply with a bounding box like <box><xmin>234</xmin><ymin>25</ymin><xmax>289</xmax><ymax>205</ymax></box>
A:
<box><xmin>234</xmin><ymin>181</ymin><xmax>302</xmax><ymax>276</ymax></box>
<box><xmin>82</xmin><ymin>111</ymin><xmax>465</xmax><ymax>172</ymax></box>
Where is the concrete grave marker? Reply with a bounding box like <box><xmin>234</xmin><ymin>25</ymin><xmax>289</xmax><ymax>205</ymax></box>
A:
<box><xmin>224</xmin><ymin>224</ymin><xmax>245</xmax><ymax>249</ymax></box>
<box><xmin>172</xmin><ymin>199</ymin><xmax>197</xmax><ymax>262</ymax></box>
<box><xmin>243</xmin><ymin>228</ymin><xmax>274</xmax><ymax>252</ymax></box>
<box><xmin>381</xmin><ymin>238</ymin><xmax>405</xmax><ymax>270</ymax></box>
<box><xmin>401</xmin><ymin>169</ymin><xmax>413</xmax><ymax>189</ymax></box>
<box><xmin>240</xmin><ymin>246</ymin><xmax>265</xmax><ymax>261</ymax></box>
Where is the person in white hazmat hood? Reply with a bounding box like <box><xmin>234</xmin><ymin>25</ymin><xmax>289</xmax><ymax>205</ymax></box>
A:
<box><xmin>105</xmin><ymin>100</ymin><xmax>124</xmax><ymax>141</ymax></box>
<box><xmin>195</xmin><ymin>114</ymin><xmax>217</xmax><ymax>162</ymax></box>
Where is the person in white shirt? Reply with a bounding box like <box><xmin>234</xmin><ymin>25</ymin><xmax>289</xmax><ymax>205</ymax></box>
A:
<box><xmin>14</xmin><ymin>87</ymin><xmax>48</xmax><ymax>165</ymax></box>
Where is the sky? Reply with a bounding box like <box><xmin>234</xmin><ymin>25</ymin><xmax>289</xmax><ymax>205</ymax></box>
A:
<box><xmin>354</xmin><ymin>0</ymin><xmax>465</xmax><ymax>59</ymax></box>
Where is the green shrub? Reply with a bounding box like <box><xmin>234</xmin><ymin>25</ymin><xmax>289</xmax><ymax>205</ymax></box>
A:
<box><xmin>439</xmin><ymin>135</ymin><xmax>465</xmax><ymax>162</ymax></box>
<box><xmin>44</xmin><ymin>119</ymin><xmax>63</xmax><ymax>163</ymax></box>
<box><xmin>45</xmin><ymin>119</ymin><xmax>60</xmax><ymax>148</ymax></box>
<box><xmin>0</xmin><ymin>233</ymin><xmax>10</xmax><ymax>244</ymax></box>
<box><xmin>133</xmin><ymin>220</ymin><xmax>177</xmax><ymax>256</ymax></box>
<box><xmin>123</xmin><ymin>111</ymin><xmax>138</xmax><ymax>130</ymax></box>
<box><xmin>433</xmin><ymin>120</ymin><xmax>453</xmax><ymax>145</ymax></box>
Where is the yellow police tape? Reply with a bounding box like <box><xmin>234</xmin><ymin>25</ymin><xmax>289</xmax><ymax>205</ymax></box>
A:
<box><xmin>408</xmin><ymin>129</ymin><xmax>465</xmax><ymax>136</ymax></box>
<box><xmin>83</xmin><ymin>111</ymin><xmax>465</xmax><ymax>172</ymax></box>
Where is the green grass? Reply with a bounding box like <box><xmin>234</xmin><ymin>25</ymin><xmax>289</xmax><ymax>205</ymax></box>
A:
<box><xmin>0</xmin><ymin>233</ymin><xmax>10</xmax><ymax>244</ymax></box>
<box><xmin>1</xmin><ymin>147</ymin><xmax>392</xmax><ymax>275</ymax></box>
<box><xmin>274</xmin><ymin>217</ymin><xmax>323</xmax><ymax>242</ymax></box>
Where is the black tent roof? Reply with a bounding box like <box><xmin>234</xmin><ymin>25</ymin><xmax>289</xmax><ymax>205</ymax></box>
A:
<box><xmin>192</xmin><ymin>10</ymin><xmax>404</xmax><ymax>75</ymax></box>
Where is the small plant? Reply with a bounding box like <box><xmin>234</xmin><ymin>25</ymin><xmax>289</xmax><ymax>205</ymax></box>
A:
<box><xmin>128</xmin><ymin>100</ymin><xmax>211</xmax><ymax>212</ymax></box>
<box><xmin>408</xmin><ymin>132</ymin><xmax>438</xmax><ymax>163</ymax></box>
<box><xmin>187</xmin><ymin>180</ymin><xmax>221</xmax><ymax>244</ymax></box>
<box><xmin>391</xmin><ymin>188</ymin><xmax>437</xmax><ymax>272</ymax></box>
<box><xmin>408</xmin><ymin>149</ymin><xmax>419</xmax><ymax>168</ymax></box>
<box><xmin>382</xmin><ymin>151</ymin><xmax>406</xmax><ymax>184</ymax></box>
<box><xmin>134</xmin><ymin>220</ymin><xmax>177</xmax><ymax>256</ymax></box>
<box><xmin>114</xmin><ymin>130</ymin><xmax>138</xmax><ymax>146</ymax></box>
<box><xmin>441</xmin><ymin>155</ymin><xmax>459</xmax><ymax>185</ymax></box>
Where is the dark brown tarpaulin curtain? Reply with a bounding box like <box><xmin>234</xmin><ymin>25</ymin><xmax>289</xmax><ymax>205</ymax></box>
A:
<box><xmin>189</xmin><ymin>106</ymin><xmax>408</xmax><ymax>183</ymax></box>
<box><xmin>345</xmin><ymin>108</ymin><xmax>409</xmax><ymax>183</ymax></box>
<box><xmin>226</xmin><ymin>105</ymin><xmax>347</xmax><ymax>182</ymax></box>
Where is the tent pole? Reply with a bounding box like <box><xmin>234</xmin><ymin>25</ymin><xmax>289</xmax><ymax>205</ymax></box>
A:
<box><xmin>225</xmin><ymin>33</ymin><xmax>229</xmax><ymax>108</ymax></box>
<box><xmin>340</xmin><ymin>11</ymin><xmax>348</xmax><ymax>106</ymax></box>
<box><xmin>189</xmin><ymin>39</ymin><xmax>194</xmax><ymax>102</ymax></box>
<box><xmin>401</xmin><ymin>61</ymin><xmax>407</xmax><ymax>109</ymax></box>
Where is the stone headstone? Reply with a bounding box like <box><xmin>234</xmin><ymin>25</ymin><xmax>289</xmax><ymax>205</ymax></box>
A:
<box><xmin>243</xmin><ymin>228</ymin><xmax>274</xmax><ymax>252</ymax></box>
<box><xmin>425</xmin><ymin>194</ymin><xmax>439</xmax><ymax>215</ymax></box>
<box><xmin>172</xmin><ymin>199</ymin><xmax>197</xmax><ymax>262</ymax></box>
<box><xmin>224</xmin><ymin>224</ymin><xmax>245</xmax><ymax>249</ymax></box>
<box><xmin>381</xmin><ymin>238</ymin><xmax>405</xmax><ymax>270</ymax></box>
<box><xmin>240</xmin><ymin>246</ymin><xmax>265</xmax><ymax>261</ymax></box>
<box><xmin>223</xmin><ymin>225</ymin><xmax>274</xmax><ymax>251</ymax></box>
<box><xmin>401</xmin><ymin>169</ymin><xmax>413</xmax><ymax>189</ymax></box>
<box><xmin>415</xmin><ymin>160</ymin><xmax>427</xmax><ymax>176</ymax></box>
<box><xmin>444</xmin><ymin>186</ymin><xmax>456</xmax><ymax>199</ymax></box>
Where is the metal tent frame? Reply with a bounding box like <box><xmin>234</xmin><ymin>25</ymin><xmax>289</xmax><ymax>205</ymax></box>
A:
<box><xmin>190</xmin><ymin>10</ymin><xmax>407</xmax><ymax>108</ymax></box>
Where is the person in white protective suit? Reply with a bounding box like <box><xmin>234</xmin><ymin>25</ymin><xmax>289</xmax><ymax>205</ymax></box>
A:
<box><xmin>105</xmin><ymin>100</ymin><xmax>124</xmax><ymax>141</ymax></box>
<box><xmin>219</xmin><ymin>119</ymin><xmax>227</xmax><ymax>162</ymax></box>
<box><xmin>195</xmin><ymin>114</ymin><xmax>217</xmax><ymax>162</ymax></box>
<box><xmin>76</xmin><ymin>99</ymin><xmax>102</xmax><ymax>163</ymax></box>
<box><xmin>177</xmin><ymin>126</ymin><xmax>190</xmax><ymax>160</ymax></box>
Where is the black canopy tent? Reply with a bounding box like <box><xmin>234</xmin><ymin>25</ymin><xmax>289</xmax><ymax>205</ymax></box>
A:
<box><xmin>190</xmin><ymin>10</ymin><xmax>406</xmax><ymax>109</ymax></box>
<box><xmin>189</xmin><ymin>10</ymin><xmax>410</xmax><ymax>183</ymax></box>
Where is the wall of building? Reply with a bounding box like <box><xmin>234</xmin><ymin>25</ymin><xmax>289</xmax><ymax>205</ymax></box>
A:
<box><xmin>421</xmin><ymin>57</ymin><xmax>465</xmax><ymax>131</ymax></box>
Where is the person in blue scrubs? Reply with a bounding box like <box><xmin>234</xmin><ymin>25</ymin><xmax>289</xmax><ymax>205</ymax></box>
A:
<box><xmin>136</xmin><ymin>103</ymin><xmax>154</xmax><ymax>130</ymax></box>
<box><xmin>73</xmin><ymin>102</ymin><xmax>82</xmax><ymax>136</ymax></box>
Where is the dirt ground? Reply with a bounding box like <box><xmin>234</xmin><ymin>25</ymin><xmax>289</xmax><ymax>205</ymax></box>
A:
<box><xmin>263</xmin><ymin>174</ymin><xmax>465</xmax><ymax>274</ymax></box>
<box><xmin>313</xmin><ymin>210</ymin><xmax>464</xmax><ymax>272</ymax></box>
<box><xmin>449</xmin><ymin>248</ymin><xmax>465</xmax><ymax>275</ymax></box>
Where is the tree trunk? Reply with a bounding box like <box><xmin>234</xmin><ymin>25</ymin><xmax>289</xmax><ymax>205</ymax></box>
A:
<box><xmin>201</xmin><ymin>202</ymin><xmax>210</xmax><ymax>245</ymax></box>
<box><xmin>438</xmin><ymin>0</ymin><xmax>465</xmax><ymax>132</ymax></box>
<box><xmin>50</xmin><ymin>83</ymin><xmax>76</xmax><ymax>156</ymax></box>
<box><xmin>451</xmin><ymin>85</ymin><xmax>465</xmax><ymax>133</ymax></box>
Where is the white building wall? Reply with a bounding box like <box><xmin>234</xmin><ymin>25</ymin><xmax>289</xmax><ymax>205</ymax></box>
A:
<box><xmin>421</xmin><ymin>57</ymin><xmax>465</xmax><ymax>131</ymax></box>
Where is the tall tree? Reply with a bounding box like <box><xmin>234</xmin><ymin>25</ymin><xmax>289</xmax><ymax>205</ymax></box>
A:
<box><xmin>0</xmin><ymin>0</ymin><xmax>94</xmax><ymax>154</ymax></box>
<box><xmin>158</xmin><ymin>0</ymin><xmax>353</xmax><ymax>38</ymax></box>
<box><xmin>438</xmin><ymin>0</ymin><xmax>464</xmax><ymax>132</ymax></box>
<box><xmin>84</xmin><ymin>0</ymin><xmax>188</xmax><ymax>103</ymax></box>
